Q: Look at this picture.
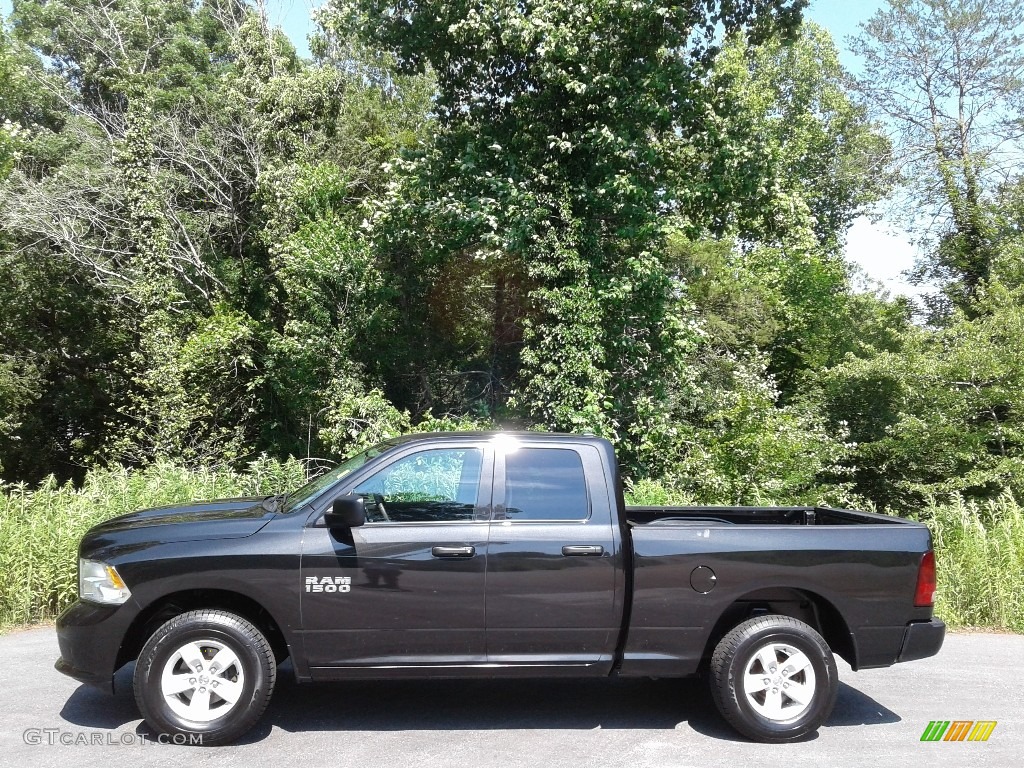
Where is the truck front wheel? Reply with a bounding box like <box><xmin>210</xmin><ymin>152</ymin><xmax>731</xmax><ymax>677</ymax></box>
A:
<box><xmin>133</xmin><ymin>609</ymin><xmax>276</xmax><ymax>745</ymax></box>
<box><xmin>709</xmin><ymin>614</ymin><xmax>838</xmax><ymax>742</ymax></box>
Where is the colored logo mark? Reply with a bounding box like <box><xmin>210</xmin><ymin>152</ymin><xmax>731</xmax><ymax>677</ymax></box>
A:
<box><xmin>920</xmin><ymin>720</ymin><xmax>997</xmax><ymax>742</ymax></box>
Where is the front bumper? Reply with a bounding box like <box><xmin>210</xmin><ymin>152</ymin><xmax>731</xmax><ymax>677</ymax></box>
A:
<box><xmin>897</xmin><ymin>617</ymin><xmax>946</xmax><ymax>662</ymax></box>
<box><xmin>54</xmin><ymin>600</ymin><xmax>136</xmax><ymax>694</ymax></box>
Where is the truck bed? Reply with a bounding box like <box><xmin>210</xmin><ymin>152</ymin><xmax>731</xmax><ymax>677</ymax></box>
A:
<box><xmin>620</xmin><ymin>503</ymin><xmax>934</xmax><ymax>677</ymax></box>
<box><xmin>626</xmin><ymin>505</ymin><xmax>912</xmax><ymax>526</ymax></box>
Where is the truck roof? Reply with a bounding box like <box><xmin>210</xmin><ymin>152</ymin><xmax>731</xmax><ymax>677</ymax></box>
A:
<box><xmin>385</xmin><ymin>430</ymin><xmax>604</xmax><ymax>444</ymax></box>
<box><xmin>382</xmin><ymin>432</ymin><xmax>620</xmax><ymax>485</ymax></box>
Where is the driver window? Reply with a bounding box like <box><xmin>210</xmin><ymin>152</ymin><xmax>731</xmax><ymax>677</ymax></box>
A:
<box><xmin>353</xmin><ymin>448</ymin><xmax>483</xmax><ymax>523</ymax></box>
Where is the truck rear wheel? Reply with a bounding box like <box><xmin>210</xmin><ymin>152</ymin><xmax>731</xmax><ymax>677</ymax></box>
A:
<box><xmin>709</xmin><ymin>614</ymin><xmax>838</xmax><ymax>742</ymax></box>
<box><xmin>133</xmin><ymin>609</ymin><xmax>276</xmax><ymax>745</ymax></box>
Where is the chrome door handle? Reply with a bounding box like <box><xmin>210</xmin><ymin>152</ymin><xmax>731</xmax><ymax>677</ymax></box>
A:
<box><xmin>431</xmin><ymin>546</ymin><xmax>476</xmax><ymax>558</ymax></box>
<box><xmin>561</xmin><ymin>545</ymin><xmax>604</xmax><ymax>556</ymax></box>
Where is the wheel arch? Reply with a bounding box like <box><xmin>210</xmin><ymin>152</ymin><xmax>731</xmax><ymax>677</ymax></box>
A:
<box><xmin>117</xmin><ymin>589</ymin><xmax>291</xmax><ymax>673</ymax></box>
<box><xmin>701</xmin><ymin>587</ymin><xmax>855</xmax><ymax>669</ymax></box>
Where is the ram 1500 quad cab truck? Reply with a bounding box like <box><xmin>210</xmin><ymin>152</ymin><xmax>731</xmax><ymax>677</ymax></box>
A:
<box><xmin>56</xmin><ymin>432</ymin><xmax>944</xmax><ymax>744</ymax></box>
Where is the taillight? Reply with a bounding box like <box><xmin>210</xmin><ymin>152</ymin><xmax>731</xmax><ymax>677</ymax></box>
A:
<box><xmin>914</xmin><ymin>550</ymin><xmax>936</xmax><ymax>607</ymax></box>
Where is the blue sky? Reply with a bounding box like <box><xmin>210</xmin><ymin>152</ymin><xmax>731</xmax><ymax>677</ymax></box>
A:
<box><xmin>1</xmin><ymin>0</ymin><xmax>919</xmax><ymax>296</ymax></box>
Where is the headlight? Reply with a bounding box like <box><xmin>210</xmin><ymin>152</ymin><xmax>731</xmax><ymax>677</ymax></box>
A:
<box><xmin>79</xmin><ymin>559</ymin><xmax>131</xmax><ymax>605</ymax></box>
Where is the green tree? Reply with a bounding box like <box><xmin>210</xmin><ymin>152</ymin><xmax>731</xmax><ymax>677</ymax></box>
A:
<box><xmin>674</xmin><ymin>362</ymin><xmax>851</xmax><ymax>505</ymax></box>
<box><xmin>851</xmin><ymin>0</ymin><xmax>1024</xmax><ymax>313</ymax></box>
<box><xmin>101</xmin><ymin>6</ymin><xmax>433</xmax><ymax>463</ymax></box>
<box><xmin>675</xmin><ymin>24</ymin><xmax>891</xmax><ymax>395</ymax></box>
<box><xmin>1</xmin><ymin>10</ymin><xmax>124</xmax><ymax>481</ymax></box>
<box><xmin>1</xmin><ymin>10</ymin><xmax>67</xmax><ymax>177</ymax></box>
<box><xmin>677</xmin><ymin>22</ymin><xmax>890</xmax><ymax>250</ymax></box>
<box><xmin>816</xmin><ymin>282</ymin><xmax>1024</xmax><ymax>510</ymax></box>
<box><xmin>329</xmin><ymin>0</ymin><xmax>808</xmax><ymax>473</ymax></box>
<box><xmin>2</xmin><ymin>1</ymin><xmax>434</xmax><ymax>477</ymax></box>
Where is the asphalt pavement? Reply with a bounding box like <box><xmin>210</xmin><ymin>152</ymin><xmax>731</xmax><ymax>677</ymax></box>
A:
<box><xmin>0</xmin><ymin>626</ymin><xmax>1019</xmax><ymax>768</ymax></box>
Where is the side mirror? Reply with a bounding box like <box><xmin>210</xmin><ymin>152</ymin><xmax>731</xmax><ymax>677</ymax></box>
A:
<box><xmin>321</xmin><ymin>495</ymin><xmax>366</xmax><ymax>528</ymax></box>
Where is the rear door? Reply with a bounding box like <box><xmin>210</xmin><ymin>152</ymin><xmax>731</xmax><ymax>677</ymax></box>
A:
<box><xmin>300</xmin><ymin>442</ymin><xmax>492</xmax><ymax>673</ymax></box>
<box><xmin>485</xmin><ymin>440</ymin><xmax>623</xmax><ymax>668</ymax></box>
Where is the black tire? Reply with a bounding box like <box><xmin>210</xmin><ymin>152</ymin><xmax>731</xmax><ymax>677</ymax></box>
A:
<box><xmin>709</xmin><ymin>614</ymin><xmax>838</xmax><ymax>743</ymax></box>
<box><xmin>133</xmin><ymin>609</ymin><xmax>276</xmax><ymax>746</ymax></box>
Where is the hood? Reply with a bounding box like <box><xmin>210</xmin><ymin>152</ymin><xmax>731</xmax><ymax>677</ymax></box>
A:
<box><xmin>81</xmin><ymin>497</ymin><xmax>277</xmax><ymax>553</ymax></box>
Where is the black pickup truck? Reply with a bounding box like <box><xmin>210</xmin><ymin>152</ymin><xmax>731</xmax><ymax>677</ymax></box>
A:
<box><xmin>56</xmin><ymin>432</ymin><xmax>944</xmax><ymax>744</ymax></box>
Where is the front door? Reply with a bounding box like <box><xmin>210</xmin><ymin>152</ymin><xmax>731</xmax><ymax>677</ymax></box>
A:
<box><xmin>300</xmin><ymin>444</ymin><xmax>491</xmax><ymax>674</ymax></box>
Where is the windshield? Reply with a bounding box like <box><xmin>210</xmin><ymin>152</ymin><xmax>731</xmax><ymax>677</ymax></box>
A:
<box><xmin>282</xmin><ymin>443</ymin><xmax>390</xmax><ymax>513</ymax></box>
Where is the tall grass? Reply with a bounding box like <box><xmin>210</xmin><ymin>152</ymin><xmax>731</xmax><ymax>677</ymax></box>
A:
<box><xmin>0</xmin><ymin>457</ymin><xmax>305</xmax><ymax>629</ymax></box>
<box><xmin>925</xmin><ymin>494</ymin><xmax>1024</xmax><ymax>632</ymax></box>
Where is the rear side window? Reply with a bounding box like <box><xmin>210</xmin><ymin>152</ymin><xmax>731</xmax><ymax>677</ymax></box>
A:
<box><xmin>504</xmin><ymin>448</ymin><xmax>589</xmax><ymax>521</ymax></box>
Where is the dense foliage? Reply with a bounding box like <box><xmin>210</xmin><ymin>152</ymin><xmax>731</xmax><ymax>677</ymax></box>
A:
<box><xmin>0</xmin><ymin>458</ymin><xmax>306</xmax><ymax>626</ymax></box>
<box><xmin>1</xmin><ymin>0</ymin><xmax>1023</xmax><ymax>532</ymax></box>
